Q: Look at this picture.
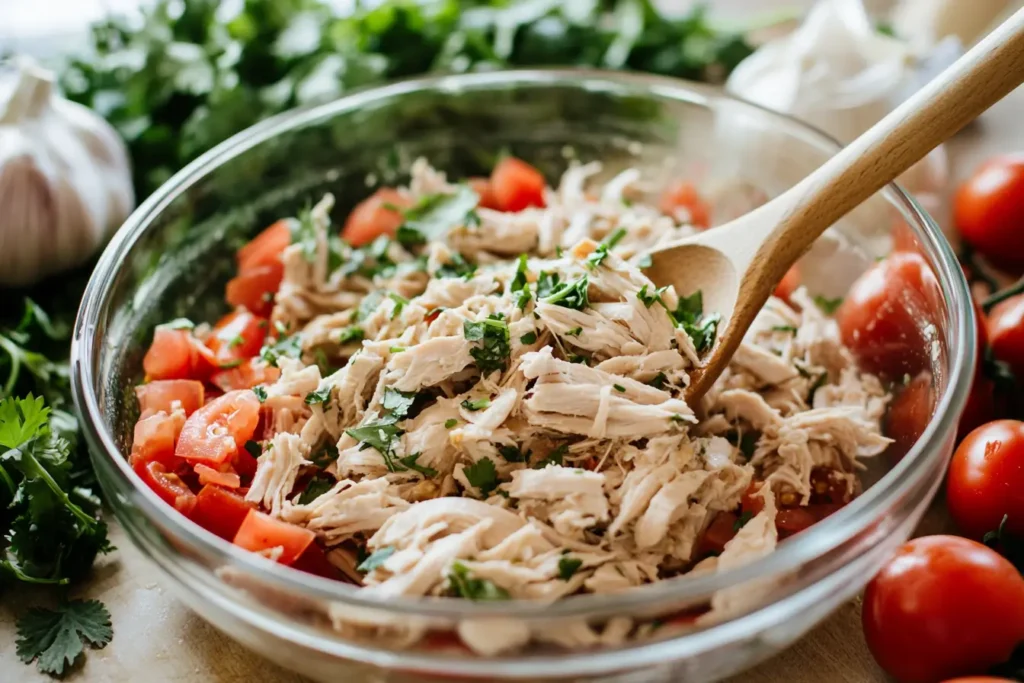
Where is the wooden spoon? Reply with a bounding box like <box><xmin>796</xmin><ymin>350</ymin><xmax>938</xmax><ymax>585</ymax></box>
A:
<box><xmin>643</xmin><ymin>8</ymin><xmax>1024</xmax><ymax>404</ymax></box>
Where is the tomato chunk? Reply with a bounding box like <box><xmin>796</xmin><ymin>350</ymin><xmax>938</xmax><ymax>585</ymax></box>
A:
<box><xmin>194</xmin><ymin>463</ymin><xmax>241</xmax><ymax>489</ymax></box>
<box><xmin>226</xmin><ymin>261</ymin><xmax>284</xmax><ymax>318</ymax></box>
<box><xmin>490</xmin><ymin>157</ymin><xmax>546</xmax><ymax>212</ymax></box>
<box><xmin>696</xmin><ymin>511</ymin><xmax>738</xmax><ymax>557</ymax></box>
<box><xmin>135</xmin><ymin>461</ymin><xmax>196</xmax><ymax>515</ymax></box>
<box><xmin>659</xmin><ymin>180</ymin><xmax>710</xmax><ymax>228</ymax></box>
<box><xmin>468</xmin><ymin>177</ymin><xmax>499</xmax><ymax>210</ymax></box>
<box><xmin>130</xmin><ymin>410</ymin><xmax>186</xmax><ymax>470</ymax></box>
<box><xmin>210</xmin><ymin>358</ymin><xmax>280</xmax><ymax>393</ymax></box>
<box><xmin>143</xmin><ymin>327</ymin><xmax>218</xmax><ymax>381</ymax></box>
<box><xmin>135</xmin><ymin>380</ymin><xmax>205</xmax><ymax>419</ymax></box>
<box><xmin>342</xmin><ymin>187</ymin><xmax>411</xmax><ymax>247</ymax></box>
<box><xmin>176</xmin><ymin>390</ymin><xmax>260</xmax><ymax>466</ymax></box>
<box><xmin>206</xmin><ymin>310</ymin><xmax>267</xmax><ymax>369</ymax></box>
<box><xmin>232</xmin><ymin>509</ymin><xmax>315</xmax><ymax>565</ymax></box>
<box><xmin>291</xmin><ymin>543</ymin><xmax>340</xmax><ymax>579</ymax></box>
<box><xmin>238</xmin><ymin>219</ymin><xmax>292</xmax><ymax>272</ymax></box>
<box><xmin>191</xmin><ymin>485</ymin><xmax>255</xmax><ymax>540</ymax></box>
<box><xmin>773</xmin><ymin>266</ymin><xmax>800</xmax><ymax>303</ymax></box>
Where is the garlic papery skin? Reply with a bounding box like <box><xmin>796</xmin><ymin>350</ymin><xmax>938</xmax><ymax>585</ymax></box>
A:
<box><xmin>0</xmin><ymin>58</ymin><xmax>134</xmax><ymax>287</ymax></box>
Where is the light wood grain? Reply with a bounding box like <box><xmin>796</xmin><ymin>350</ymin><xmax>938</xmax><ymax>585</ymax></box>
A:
<box><xmin>646</xmin><ymin>7</ymin><xmax>1024</xmax><ymax>402</ymax></box>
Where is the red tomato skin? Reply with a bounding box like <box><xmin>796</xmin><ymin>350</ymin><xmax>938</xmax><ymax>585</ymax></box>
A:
<box><xmin>130</xmin><ymin>411</ymin><xmax>187</xmax><ymax>470</ymax></box>
<box><xmin>135</xmin><ymin>461</ymin><xmax>197</xmax><ymax>515</ymax></box>
<box><xmin>468</xmin><ymin>177</ymin><xmax>499</xmax><ymax>210</ymax></box>
<box><xmin>232</xmin><ymin>510</ymin><xmax>315</xmax><ymax>565</ymax></box>
<box><xmin>886</xmin><ymin>375</ymin><xmax>934</xmax><ymax>457</ymax></box>
<box><xmin>195</xmin><ymin>463</ymin><xmax>241</xmax><ymax>489</ymax></box>
<box><xmin>988</xmin><ymin>294</ymin><xmax>1024</xmax><ymax>382</ymax></box>
<box><xmin>291</xmin><ymin>543</ymin><xmax>340</xmax><ymax>579</ymax></box>
<box><xmin>206</xmin><ymin>310</ymin><xmax>267</xmax><ymax>368</ymax></box>
<box><xmin>955</xmin><ymin>155</ymin><xmax>1024</xmax><ymax>271</ymax></box>
<box><xmin>135</xmin><ymin>380</ymin><xmax>205</xmax><ymax>419</ymax></box>
<box><xmin>862</xmin><ymin>535</ymin><xmax>1024</xmax><ymax>683</ymax></box>
<box><xmin>941</xmin><ymin>678</ymin><xmax>1018</xmax><ymax>683</ymax></box>
<box><xmin>342</xmin><ymin>188</ymin><xmax>411</xmax><ymax>247</ymax></box>
<box><xmin>490</xmin><ymin>157</ymin><xmax>546</xmax><ymax>212</ymax></box>
<box><xmin>947</xmin><ymin>420</ymin><xmax>1024</xmax><ymax>539</ymax></box>
<box><xmin>773</xmin><ymin>266</ymin><xmax>800</xmax><ymax>303</ymax></box>
<box><xmin>175</xmin><ymin>390</ymin><xmax>261</xmax><ymax>466</ymax></box>
<box><xmin>238</xmin><ymin>219</ymin><xmax>292</xmax><ymax>272</ymax></box>
<box><xmin>143</xmin><ymin>328</ymin><xmax>218</xmax><ymax>381</ymax></box>
<box><xmin>226</xmin><ymin>262</ymin><xmax>284</xmax><ymax>318</ymax></box>
<box><xmin>697</xmin><ymin>511</ymin><xmax>738</xmax><ymax>557</ymax></box>
<box><xmin>210</xmin><ymin>358</ymin><xmax>280</xmax><ymax>393</ymax></box>
<box><xmin>835</xmin><ymin>252</ymin><xmax>937</xmax><ymax>378</ymax></box>
<box><xmin>191</xmin><ymin>485</ymin><xmax>255</xmax><ymax>540</ymax></box>
<box><xmin>659</xmin><ymin>181</ymin><xmax>710</xmax><ymax>228</ymax></box>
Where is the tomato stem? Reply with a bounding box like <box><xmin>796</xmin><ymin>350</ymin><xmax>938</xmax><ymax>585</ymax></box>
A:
<box><xmin>982</xmin><ymin>277</ymin><xmax>1024</xmax><ymax>313</ymax></box>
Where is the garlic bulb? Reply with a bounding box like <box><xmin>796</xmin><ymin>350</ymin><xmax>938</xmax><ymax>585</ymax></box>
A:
<box><xmin>0</xmin><ymin>58</ymin><xmax>134</xmax><ymax>287</ymax></box>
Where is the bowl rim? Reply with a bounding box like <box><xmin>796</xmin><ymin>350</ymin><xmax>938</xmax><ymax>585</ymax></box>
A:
<box><xmin>71</xmin><ymin>68</ymin><xmax>974</xmax><ymax>623</ymax></box>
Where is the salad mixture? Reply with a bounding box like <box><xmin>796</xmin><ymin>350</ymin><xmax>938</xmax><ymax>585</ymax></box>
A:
<box><xmin>130</xmin><ymin>156</ymin><xmax>891</xmax><ymax>652</ymax></box>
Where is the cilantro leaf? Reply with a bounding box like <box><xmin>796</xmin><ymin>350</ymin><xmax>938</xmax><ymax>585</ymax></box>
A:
<box><xmin>463</xmin><ymin>457</ymin><xmax>498</xmax><ymax>496</ymax></box>
<box><xmin>398</xmin><ymin>452</ymin><xmax>437</xmax><ymax>477</ymax></box>
<box><xmin>382</xmin><ymin>387</ymin><xmax>417</xmax><ymax>420</ymax></box>
<box><xmin>357</xmin><ymin>546</ymin><xmax>395</xmax><ymax>573</ymax></box>
<box><xmin>16</xmin><ymin>599</ymin><xmax>112</xmax><ymax>676</ymax></box>
<box><xmin>447</xmin><ymin>560</ymin><xmax>509</xmax><ymax>601</ymax></box>
<box><xmin>813</xmin><ymin>296</ymin><xmax>844</xmax><ymax>315</ymax></box>
<box><xmin>511</xmin><ymin>254</ymin><xmax>532</xmax><ymax>310</ymax></box>
<box><xmin>260</xmin><ymin>334</ymin><xmax>302</xmax><ymax>368</ymax></box>
<box><xmin>558</xmin><ymin>555</ymin><xmax>583</xmax><ymax>581</ymax></box>
<box><xmin>498</xmin><ymin>444</ymin><xmax>529</xmax><ymax>463</ymax></box>
<box><xmin>244</xmin><ymin>440</ymin><xmax>262</xmax><ymax>459</ymax></box>
<box><xmin>519</xmin><ymin>331</ymin><xmax>537</xmax><ymax>345</ymax></box>
<box><xmin>435</xmin><ymin>252</ymin><xmax>477</xmax><ymax>280</ymax></box>
<box><xmin>395</xmin><ymin>186</ymin><xmax>480</xmax><ymax>246</ymax></box>
<box><xmin>252</xmin><ymin>386</ymin><xmax>268</xmax><ymax>403</ymax></box>
<box><xmin>0</xmin><ymin>395</ymin><xmax>50</xmax><ymax>450</ymax></box>
<box><xmin>388</xmin><ymin>292</ymin><xmax>409</xmax><ymax>320</ymax></box>
<box><xmin>541</xmin><ymin>274</ymin><xmax>589</xmax><ymax>311</ymax></box>
<box><xmin>337</xmin><ymin>326</ymin><xmax>365</xmax><ymax>344</ymax></box>
<box><xmin>345</xmin><ymin>420</ymin><xmax>402</xmax><ymax>471</ymax></box>
<box><xmin>536</xmin><ymin>271</ymin><xmax>561</xmax><ymax>299</ymax></box>
<box><xmin>533</xmin><ymin>444</ymin><xmax>568</xmax><ymax>469</ymax></box>
<box><xmin>647</xmin><ymin>372</ymin><xmax>668</xmax><ymax>390</ymax></box>
<box><xmin>586</xmin><ymin>229</ymin><xmax>625</xmax><ymax>269</ymax></box>
<box><xmin>444</xmin><ymin>418</ymin><xmax>458</xmax><ymax>429</ymax></box>
<box><xmin>461</xmin><ymin>398</ymin><xmax>491</xmax><ymax>411</ymax></box>
<box><xmin>297</xmin><ymin>473</ymin><xmax>334</xmax><ymax>504</ymax></box>
<box><xmin>669</xmin><ymin>290</ymin><xmax>720</xmax><ymax>353</ymax></box>
<box><xmin>464</xmin><ymin>315</ymin><xmax>511</xmax><ymax>375</ymax></box>
<box><xmin>305</xmin><ymin>387</ymin><xmax>331</xmax><ymax>405</ymax></box>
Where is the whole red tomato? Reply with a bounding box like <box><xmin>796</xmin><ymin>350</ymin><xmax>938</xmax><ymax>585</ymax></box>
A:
<box><xmin>886</xmin><ymin>374</ymin><xmax>934</xmax><ymax>457</ymax></box>
<box><xmin>836</xmin><ymin>252</ymin><xmax>938</xmax><ymax>378</ymax></box>
<box><xmin>947</xmin><ymin>420</ymin><xmax>1024</xmax><ymax>539</ymax></box>
<box><xmin>863</xmin><ymin>536</ymin><xmax>1024</xmax><ymax>683</ymax></box>
<box><xmin>988</xmin><ymin>293</ymin><xmax>1024</xmax><ymax>382</ymax></box>
<box><xmin>955</xmin><ymin>154</ymin><xmax>1024</xmax><ymax>271</ymax></box>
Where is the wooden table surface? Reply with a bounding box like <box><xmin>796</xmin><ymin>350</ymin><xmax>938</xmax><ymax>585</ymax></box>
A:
<box><xmin>1</xmin><ymin>52</ymin><xmax>1020</xmax><ymax>683</ymax></box>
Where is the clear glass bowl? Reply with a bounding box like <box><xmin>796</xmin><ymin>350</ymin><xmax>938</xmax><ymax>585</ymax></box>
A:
<box><xmin>71</xmin><ymin>70</ymin><xmax>974</xmax><ymax>682</ymax></box>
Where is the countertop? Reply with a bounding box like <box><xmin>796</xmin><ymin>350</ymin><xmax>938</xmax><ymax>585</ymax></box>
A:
<box><xmin>1</xmin><ymin>22</ymin><xmax>1022</xmax><ymax>683</ymax></box>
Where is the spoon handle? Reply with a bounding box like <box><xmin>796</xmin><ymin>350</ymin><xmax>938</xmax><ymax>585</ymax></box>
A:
<box><xmin>751</xmin><ymin>7</ymin><xmax>1024</xmax><ymax>280</ymax></box>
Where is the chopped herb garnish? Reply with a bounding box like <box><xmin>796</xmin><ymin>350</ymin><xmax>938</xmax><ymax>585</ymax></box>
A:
<box><xmin>244</xmin><ymin>440</ymin><xmax>262</xmax><ymax>459</ymax></box>
<box><xmin>447</xmin><ymin>560</ymin><xmax>510</xmax><ymax>601</ymax></box>
<box><xmin>647</xmin><ymin>372</ymin><xmax>668</xmax><ymax>390</ymax></box>
<box><xmin>345</xmin><ymin>420</ymin><xmax>402</xmax><ymax>471</ymax></box>
<box><xmin>395</xmin><ymin>185</ymin><xmax>480</xmax><ymax>246</ymax></box>
<box><xmin>389</xmin><ymin>346</ymin><xmax>406</xmax><ymax>353</ymax></box>
<box><xmin>813</xmin><ymin>296</ymin><xmax>844</xmax><ymax>315</ymax></box>
<box><xmin>771</xmin><ymin>325</ymin><xmax>798</xmax><ymax>334</ymax></box>
<box><xmin>382</xmin><ymin>387</ymin><xmax>417</xmax><ymax>420</ymax></box>
<box><xmin>671</xmin><ymin>290</ymin><xmax>720</xmax><ymax>353</ymax></box>
<box><xmin>739</xmin><ymin>431</ymin><xmax>758</xmax><ymax>460</ymax></box>
<box><xmin>637</xmin><ymin>284</ymin><xmax>668</xmax><ymax>308</ymax></box>
<box><xmin>567</xmin><ymin>353</ymin><xmax>589</xmax><ymax>365</ymax></box>
<box><xmin>16</xmin><ymin>599</ymin><xmax>113</xmax><ymax>676</ymax></box>
<box><xmin>533</xmin><ymin>444</ymin><xmax>568</xmax><ymax>469</ymax></box>
<box><xmin>304</xmin><ymin>387</ymin><xmax>331</xmax><ymax>405</ymax></box>
<box><xmin>519</xmin><ymin>331</ymin><xmax>538</xmax><ymax>345</ymax></box>
<box><xmin>463</xmin><ymin>457</ymin><xmax>498</xmax><ymax>496</ymax></box>
<box><xmin>289</xmin><ymin>207</ymin><xmax>320</xmax><ymax>263</ymax></box>
<box><xmin>808</xmin><ymin>373</ymin><xmax>829</xmax><ymax>403</ymax></box>
<box><xmin>217</xmin><ymin>359</ymin><xmax>243</xmax><ymax>370</ymax></box>
<box><xmin>159</xmin><ymin>317</ymin><xmax>194</xmax><ymax>330</ymax></box>
<box><xmin>498</xmin><ymin>444</ymin><xmax>529</xmax><ymax>463</ymax></box>
<box><xmin>603</xmin><ymin>228</ymin><xmax>627</xmax><ymax>249</ymax></box>
<box><xmin>733</xmin><ymin>510</ymin><xmax>755</xmax><ymax>532</ymax></box>
<box><xmin>337</xmin><ymin>326</ymin><xmax>365</xmax><ymax>344</ymax></box>
<box><xmin>541</xmin><ymin>274</ymin><xmax>590</xmax><ymax>311</ymax></box>
<box><xmin>464</xmin><ymin>314</ymin><xmax>511</xmax><ymax>374</ymax></box>
<box><xmin>398</xmin><ymin>452</ymin><xmax>437</xmax><ymax>477</ymax></box>
<box><xmin>310</xmin><ymin>443</ymin><xmax>340</xmax><ymax>468</ymax></box>
<box><xmin>260</xmin><ymin>334</ymin><xmax>302</xmax><ymax>368</ymax></box>
<box><xmin>511</xmin><ymin>254</ymin><xmax>532</xmax><ymax>310</ymax></box>
<box><xmin>536</xmin><ymin>271</ymin><xmax>561</xmax><ymax>299</ymax></box>
<box><xmin>585</xmin><ymin>229</ymin><xmax>627</xmax><ymax>269</ymax></box>
<box><xmin>435</xmin><ymin>252</ymin><xmax>477</xmax><ymax>280</ymax></box>
<box><xmin>227</xmin><ymin>335</ymin><xmax>244</xmax><ymax>349</ymax></box>
<box><xmin>635</xmin><ymin>253</ymin><xmax>653</xmax><ymax>269</ymax></box>
<box><xmin>297</xmin><ymin>474</ymin><xmax>334</xmax><ymax>504</ymax></box>
<box><xmin>356</xmin><ymin>290</ymin><xmax>385</xmax><ymax>322</ymax></box>
<box><xmin>444</xmin><ymin>418</ymin><xmax>458</xmax><ymax>429</ymax></box>
<box><xmin>669</xmin><ymin>414</ymin><xmax>688</xmax><ymax>424</ymax></box>
<box><xmin>357</xmin><ymin>546</ymin><xmax>395</xmax><ymax>573</ymax></box>
<box><xmin>388</xmin><ymin>292</ymin><xmax>409</xmax><ymax>320</ymax></box>
<box><xmin>613</xmin><ymin>384</ymin><xmax>626</xmax><ymax>393</ymax></box>
<box><xmin>461</xmin><ymin>398</ymin><xmax>491</xmax><ymax>412</ymax></box>
<box><xmin>557</xmin><ymin>555</ymin><xmax>583</xmax><ymax>581</ymax></box>
<box><xmin>565</xmin><ymin>327</ymin><xmax>583</xmax><ymax>337</ymax></box>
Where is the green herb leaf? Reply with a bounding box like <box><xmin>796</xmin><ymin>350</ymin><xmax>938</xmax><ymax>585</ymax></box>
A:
<box><xmin>533</xmin><ymin>444</ymin><xmax>568</xmax><ymax>469</ymax></box>
<box><xmin>733</xmin><ymin>510</ymin><xmax>755</xmax><ymax>532</ymax></box>
<box><xmin>357</xmin><ymin>546</ymin><xmax>395</xmax><ymax>573</ymax></box>
<box><xmin>444</xmin><ymin>418</ymin><xmax>458</xmax><ymax>429</ymax></box>
<box><xmin>382</xmin><ymin>387</ymin><xmax>417</xmax><ymax>420</ymax></box>
<box><xmin>388</xmin><ymin>292</ymin><xmax>409</xmax><ymax>320</ymax></box>
<box><xmin>461</xmin><ymin>398</ymin><xmax>491</xmax><ymax>412</ymax></box>
<box><xmin>260</xmin><ymin>334</ymin><xmax>302</xmax><ymax>368</ymax></box>
<box><xmin>771</xmin><ymin>325</ymin><xmax>798</xmax><ymax>334</ymax></box>
<box><xmin>463</xmin><ymin>457</ymin><xmax>498</xmax><ymax>496</ymax></box>
<box><xmin>557</xmin><ymin>555</ymin><xmax>583</xmax><ymax>581</ymax></box>
<box><xmin>398</xmin><ymin>452</ymin><xmax>437</xmax><ymax>477</ymax></box>
<box><xmin>252</xmin><ymin>386</ymin><xmax>268</xmax><ymax>403</ymax></box>
<box><xmin>337</xmin><ymin>326</ymin><xmax>365</xmax><ymax>345</ymax></box>
<box><xmin>511</xmin><ymin>254</ymin><xmax>532</xmax><ymax>310</ymax></box>
<box><xmin>647</xmin><ymin>372</ymin><xmax>668</xmax><ymax>390</ymax></box>
<box><xmin>244</xmin><ymin>440</ymin><xmax>262</xmax><ymax>459</ymax></box>
<box><xmin>435</xmin><ymin>252</ymin><xmax>477</xmax><ymax>280</ymax></box>
<box><xmin>565</xmin><ymin>327</ymin><xmax>583</xmax><ymax>337</ymax></box>
<box><xmin>305</xmin><ymin>387</ymin><xmax>331</xmax><ymax>405</ymax></box>
<box><xmin>519</xmin><ymin>331</ymin><xmax>537</xmax><ymax>345</ymax></box>
<box><xmin>16</xmin><ymin>599</ymin><xmax>112</xmax><ymax>676</ymax></box>
<box><xmin>541</xmin><ymin>274</ymin><xmax>589</xmax><ymax>311</ymax></box>
<box><xmin>613</xmin><ymin>384</ymin><xmax>626</xmax><ymax>393</ymax></box>
<box><xmin>464</xmin><ymin>315</ymin><xmax>511</xmax><ymax>374</ymax></box>
<box><xmin>395</xmin><ymin>185</ymin><xmax>480</xmax><ymax>247</ymax></box>
<box><xmin>498</xmin><ymin>444</ymin><xmax>529</xmax><ymax>463</ymax></box>
<box><xmin>813</xmin><ymin>296</ymin><xmax>844</xmax><ymax>315</ymax></box>
<box><xmin>297</xmin><ymin>474</ymin><xmax>335</xmax><ymax>504</ymax></box>
<box><xmin>447</xmin><ymin>560</ymin><xmax>509</xmax><ymax>601</ymax></box>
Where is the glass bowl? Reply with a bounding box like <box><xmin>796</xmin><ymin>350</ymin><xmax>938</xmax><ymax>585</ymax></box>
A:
<box><xmin>71</xmin><ymin>70</ymin><xmax>974</xmax><ymax>683</ymax></box>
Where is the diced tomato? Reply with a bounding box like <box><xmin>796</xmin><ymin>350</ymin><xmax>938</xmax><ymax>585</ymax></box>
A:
<box><xmin>175</xmin><ymin>390</ymin><xmax>261</xmax><ymax>466</ymax></box>
<box><xmin>210</xmin><ymin>358</ymin><xmax>280</xmax><ymax>393</ymax></box>
<box><xmin>130</xmin><ymin>410</ymin><xmax>187</xmax><ymax>470</ymax></box>
<box><xmin>143</xmin><ymin>327</ymin><xmax>218</xmax><ymax>381</ymax></box>
<box><xmin>490</xmin><ymin>157</ymin><xmax>546</xmax><ymax>212</ymax></box>
<box><xmin>205</xmin><ymin>310</ymin><xmax>267</xmax><ymax>369</ymax></box>
<box><xmin>697</xmin><ymin>511</ymin><xmax>739</xmax><ymax>557</ymax></box>
<box><xmin>659</xmin><ymin>180</ymin><xmax>710</xmax><ymax>228</ymax></box>
<box><xmin>135</xmin><ymin>460</ymin><xmax>197</xmax><ymax>515</ymax></box>
<box><xmin>135</xmin><ymin>380</ymin><xmax>205</xmax><ymax>419</ymax></box>
<box><xmin>291</xmin><ymin>543</ymin><xmax>340</xmax><ymax>579</ymax></box>
<box><xmin>238</xmin><ymin>219</ymin><xmax>292</xmax><ymax>272</ymax></box>
<box><xmin>232</xmin><ymin>509</ymin><xmax>315</xmax><ymax>565</ymax></box>
<box><xmin>776</xmin><ymin>505</ymin><xmax>841</xmax><ymax>537</ymax></box>
<box><xmin>226</xmin><ymin>261</ymin><xmax>284</xmax><ymax>317</ymax></box>
<box><xmin>468</xmin><ymin>177</ymin><xmax>499</xmax><ymax>210</ymax></box>
<box><xmin>190</xmin><ymin>485</ymin><xmax>255</xmax><ymax>540</ymax></box>
<box><xmin>233</xmin><ymin>443</ymin><xmax>259</xmax><ymax>481</ymax></box>
<box><xmin>341</xmin><ymin>187</ymin><xmax>412</xmax><ymax>247</ymax></box>
<box><xmin>809</xmin><ymin>468</ymin><xmax>853</xmax><ymax>506</ymax></box>
<box><xmin>740</xmin><ymin>482</ymin><xmax>766</xmax><ymax>516</ymax></box>
<box><xmin>194</xmin><ymin>463</ymin><xmax>241</xmax><ymax>489</ymax></box>
<box><xmin>774</xmin><ymin>266</ymin><xmax>800</xmax><ymax>303</ymax></box>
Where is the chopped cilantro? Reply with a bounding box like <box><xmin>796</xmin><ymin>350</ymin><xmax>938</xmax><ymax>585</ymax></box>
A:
<box><xmin>557</xmin><ymin>555</ymin><xmax>583</xmax><ymax>581</ymax></box>
<box><xmin>463</xmin><ymin>457</ymin><xmax>498</xmax><ymax>496</ymax></box>
<box><xmin>382</xmin><ymin>387</ymin><xmax>417</xmax><ymax>420</ymax></box>
<box><xmin>337</xmin><ymin>326</ymin><xmax>365</xmax><ymax>344</ymax></box>
<box><xmin>585</xmin><ymin>229</ymin><xmax>627</xmax><ymax>269</ymax></box>
<box><xmin>533</xmin><ymin>444</ymin><xmax>568</xmax><ymax>469</ymax></box>
<box><xmin>16</xmin><ymin>599</ymin><xmax>112</xmax><ymax>676</ymax></box>
<box><xmin>444</xmin><ymin>418</ymin><xmax>458</xmax><ymax>429</ymax></box>
<box><xmin>670</xmin><ymin>290</ymin><xmax>720</xmax><ymax>353</ymax></box>
<box><xmin>356</xmin><ymin>290</ymin><xmax>386</xmax><ymax>322</ymax></box>
<box><xmin>357</xmin><ymin>546</ymin><xmax>395</xmax><ymax>572</ymax></box>
<box><xmin>771</xmin><ymin>325</ymin><xmax>798</xmax><ymax>334</ymax></box>
<box><xmin>613</xmin><ymin>384</ymin><xmax>626</xmax><ymax>393</ymax></box>
<box><xmin>389</xmin><ymin>346</ymin><xmax>406</xmax><ymax>353</ymax></box>
<box><xmin>565</xmin><ymin>327</ymin><xmax>583</xmax><ymax>337</ymax></box>
<box><xmin>461</xmin><ymin>397</ymin><xmax>491</xmax><ymax>412</ymax></box>
<box><xmin>310</xmin><ymin>443</ymin><xmax>340</xmax><ymax>468</ymax></box>
<box><xmin>637</xmin><ymin>284</ymin><xmax>668</xmax><ymax>308</ymax></box>
<box><xmin>813</xmin><ymin>295</ymin><xmax>843</xmax><ymax>315</ymax></box>
<box><xmin>603</xmin><ymin>227</ymin><xmax>627</xmax><ymax>249</ymax></box>
<box><xmin>498</xmin><ymin>444</ymin><xmax>529</xmax><ymax>463</ymax></box>
<box><xmin>345</xmin><ymin>420</ymin><xmax>402</xmax><ymax>471</ymax></box>
<box><xmin>733</xmin><ymin>510</ymin><xmax>755</xmax><ymax>532</ymax></box>
<box><xmin>511</xmin><ymin>254</ymin><xmax>532</xmax><ymax>310</ymax></box>
<box><xmin>541</xmin><ymin>274</ymin><xmax>589</xmax><ymax>311</ymax></box>
<box><xmin>635</xmin><ymin>253</ymin><xmax>653</xmax><ymax>269</ymax></box>
<box><xmin>435</xmin><ymin>252</ymin><xmax>477</xmax><ymax>279</ymax></box>
<box><xmin>244</xmin><ymin>440</ymin><xmax>262</xmax><ymax>459</ymax></box>
<box><xmin>260</xmin><ymin>334</ymin><xmax>302</xmax><ymax>368</ymax></box>
<box><xmin>447</xmin><ymin>561</ymin><xmax>510</xmax><ymax>601</ymax></box>
<box><xmin>536</xmin><ymin>271</ymin><xmax>561</xmax><ymax>299</ymax></box>
<box><xmin>464</xmin><ymin>314</ymin><xmax>511</xmax><ymax>374</ymax></box>
<box><xmin>388</xmin><ymin>292</ymin><xmax>409</xmax><ymax>320</ymax></box>
<box><xmin>297</xmin><ymin>474</ymin><xmax>334</xmax><ymax>504</ymax></box>
<box><xmin>398</xmin><ymin>452</ymin><xmax>438</xmax><ymax>477</ymax></box>
<box><xmin>227</xmin><ymin>335</ymin><xmax>244</xmax><ymax>349</ymax></box>
<box><xmin>519</xmin><ymin>331</ymin><xmax>537</xmax><ymax>345</ymax></box>
<box><xmin>395</xmin><ymin>185</ymin><xmax>480</xmax><ymax>246</ymax></box>
<box><xmin>647</xmin><ymin>372</ymin><xmax>668</xmax><ymax>390</ymax></box>
<box><xmin>305</xmin><ymin>387</ymin><xmax>331</xmax><ymax>405</ymax></box>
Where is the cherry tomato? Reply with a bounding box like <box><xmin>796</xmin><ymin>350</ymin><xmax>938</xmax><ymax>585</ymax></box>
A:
<box><xmin>190</xmin><ymin>485</ymin><xmax>255</xmax><ymax>540</ymax></box>
<box><xmin>988</xmin><ymin>293</ymin><xmax>1024</xmax><ymax>382</ymax></box>
<box><xmin>836</xmin><ymin>252</ymin><xmax>938</xmax><ymax>378</ymax></box>
<box><xmin>947</xmin><ymin>420</ymin><xmax>1024</xmax><ymax>539</ymax></box>
<box><xmin>490</xmin><ymin>157</ymin><xmax>546</xmax><ymax>212</ymax></box>
<box><xmin>342</xmin><ymin>187</ymin><xmax>411</xmax><ymax>247</ymax></box>
<box><xmin>135</xmin><ymin>379</ymin><xmax>204</xmax><ymax>419</ymax></box>
<box><xmin>659</xmin><ymin>180</ymin><xmax>710</xmax><ymax>228</ymax></box>
<box><xmin>175</xmin><ymin>390</ymin><xmax>260</xmax><ymax>467</ymax></box>
<box><xmin>232</xmin><ymin>509</ymin><xmax>315</xmax><ymax>565</ymax></box>
<box><xmin>205</xmin><ymin>310</ymin><xmax>267</xmax><ymax>369</ymax></box>
<box><xmin>130</xmin><ymin>410</ymin><xmax>186</xmax><ymax>470</ymax></box>
<box><xmin>774</xmin><ymin>266</ymin><xmax>800</xmax><ymax>303</ymax></box>
<box><xmin>862</xmin><ymin>535</ymin><xmax>1024</xmax><ymax>683</ymax></box>
<box><xmin>135</xmin><ymin>461</ymin><xmax>197</xmax><ymax>515</ymax></box>
<box><xmin>143</xmin><ymin>327</ymin><xmax>218</xmax><ymax>381</ymax></box>
<box><xmin>696</xmin><ymin>511</ymin><xmax>738</xmax><ymax>557</ymax></box>
<box><xmin>740</xmin><ymin>481</ymin><xmax>766</xmax><ymax>516</ymax></box>
<box><xmin>226</xmin><ymin>261</ymin><xmax>284</xmax><ymax>317</ymax></box>
<box><xmin>291</xmin><ymin>543</ymin><xmax>340</xmax><ymax>579</ymax></box>
<box><xmin>210</xmin><ymin>358</ymin><xmax>280</xmax><ymax>393</ymax></box>
<box><xmin>237</xmin><ymin>219</ymin><xmax>292</xmax><ymax>272</ymax></box>
<box><xmin>954</xmin><ymin>154</ymin><xmax>1024</xmax><ymax>271</ymax></box>
<box><xmin>467</xmin><ymin>177</ymin><xmax>499</xmax><ymax>210</ymax></box>
<box><xmin>886</xmin><ymin>375</ymin><xmax>934</xmax><ymax>457</ymax></box>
